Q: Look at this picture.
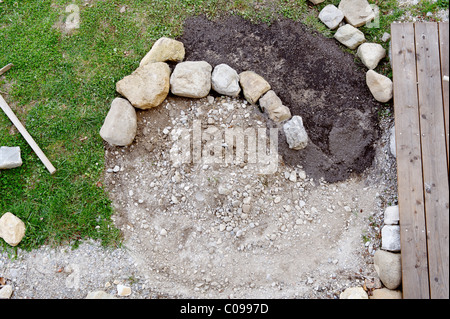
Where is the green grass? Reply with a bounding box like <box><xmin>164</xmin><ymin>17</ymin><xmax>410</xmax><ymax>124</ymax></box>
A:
<box><xmin>0</xmin><ymin>0</ymin><xmax>446</xmax><ymax>252</ymax></box>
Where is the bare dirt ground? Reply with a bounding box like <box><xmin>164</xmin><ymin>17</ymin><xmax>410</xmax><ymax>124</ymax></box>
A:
<box><xmin>103</xmin><ymin>93</ymin><xmax>396</xmax><ymax>299</ymax></box>
<box><xmin>1</xmin><ymin>15</ymin><xmax>400</xmax><ymax>299</ymax></box>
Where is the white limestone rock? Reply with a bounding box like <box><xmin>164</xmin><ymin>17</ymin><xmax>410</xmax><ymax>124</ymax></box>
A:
<box><xmin>0</xmin><ymin>146</ymin><xmax>22</xmax><ymax>169</ymax></box>
<box><xmin>357</xmin><ymin>43</ymin><xmax>386</xmax><ymax>69</ymax></box>
<box><xmin>239</xmin><ymin>71</ymin><xmax>271</xmax><ymax>104</ymax></box>
<box><xmin>100</xmin><ymin>98</ymin><xmax>137</xmax><ymax>146</ymax></box>
<box><xmin>170</xmin><ymin>61</ymin><xmax>212</xmax><ymax>98</ymax></box>
<box><xmin>283</xmin><ymin>116</ymin><xmax>308</xmax><ymax>150</ymax></box>
<box><xmin>259</xmin><ymin>90</ymin><xmax>291</xmax><ymax>123</ymax></box>
<box><xmin>0</xmin><ymin>212</ymin><xmax>26</xmax><ymax>247</ymax></box>
<box><xmin>211</xmin><ymin>64</ymin><xmax>241</xmax><ymax>97</ymax></box>
<box><xmin>384</xmin><ymin>205</ymin><xmax>399</xmax><ymax>225</ymax></box>
<box><xmin>116</xmin><ymin>62</ymin><xmax>171</xmax><ymax>109</ymax></box>
<box><xmin>338</xmin><ymin>0</ymin><xmax>375</xmax><ymax>27</ymax></box>
<box><xmin>319</xmin><ymin>4</ymin><xmax>344</xmax><ymax>30</ymax></box>
<box><xmin>334</xmin><ymin>24</ymin><xmax>366</xmax><ymax>50</ymax></box>
<box><xmin>140</xmin><ymin>37</ymin><xmax>185</xmax><ymax>66</ymax></box>
<box><xmin>381</xmin><ymin>225</ymin><xmax>401</xmax><ymax>252</ymax></box>
<box><xmin>366</xmin><ymin>70</ymin><xmax>393</xmax><ymax>103</ymax></box>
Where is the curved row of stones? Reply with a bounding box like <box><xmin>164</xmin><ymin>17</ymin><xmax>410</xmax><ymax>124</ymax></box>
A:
<box><xmin>314</xmin><ymin>0</ymin><xmax>394</xmax><ymax>104</ymax></box>
<box><xmin>99</xmin><ymin>37</ymin><xmax>308</xmax><ymax>151</ymax></box>
<box><xmin>312</xmin><ymin>0</ymin><xmax>400</xmax><ymax>299</ymax></box>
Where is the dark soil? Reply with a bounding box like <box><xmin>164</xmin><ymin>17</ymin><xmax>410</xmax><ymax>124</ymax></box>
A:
<box><xmin>177</xmin><ymin>15</ymin><xmax>382</xmax><ymax>183</ymax></box>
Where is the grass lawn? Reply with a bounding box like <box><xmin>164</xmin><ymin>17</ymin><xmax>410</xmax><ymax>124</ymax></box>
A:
<box><xmin>0</xmin><ymin>0</ymin><xmax>446</xmax><ymax>252</ymax></box>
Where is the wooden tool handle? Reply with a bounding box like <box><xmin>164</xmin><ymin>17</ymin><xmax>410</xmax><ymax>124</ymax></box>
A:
<box><xmin>0</xmin><ymin>94</ymin><xmax>56</xmax><ymax>174</ymax></box>
<box><xmin>0</xmin><ymin>63</ymin><xmax>13</xmax><ymax>76</ymax></box>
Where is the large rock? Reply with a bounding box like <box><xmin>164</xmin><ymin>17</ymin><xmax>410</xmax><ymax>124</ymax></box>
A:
<box><xmin>170</xmin><ymin>61</ymin><xmax>212</xmax><ymax>98</ymax></box>
<box><xmin>340</xmin><ymin>287</ymin><xmax>368</xmax><ymax>299</ymax></box>
<box><xmin>283</xmin><ymin>116</ymin><xmax>308</xmax><ymax>150</ymax></box>
<box><xmin>338</xmin><ymin>0</ymin><xmax>375</xmax><ymax>27</ymax></box>
<box><xmin>384</xmin><ymin>205</ymin><xmax>399</xmax><ymax>225</ymax></box>
<box><xmin>0</xmin><ymin>146</ymin><xmax>22</xmax><ymax>169</ymax></box>
<box><xmin>140</xmin><ymin>37</ymin><xmax>185</xmax><ymax>66</ymax></box>
<box><xmin>100</xmin><ymin>98</ymin><xmax>137</xmax><ymax>146</ymax></box>
<box><xmin>0</xmin><ymin>212</ymin><xmax>26</xmax><ymax>247</ymax></box>
<box><xmin>366</xmin><ymin>70</ymin><xmax>393</xmax><ymax>103</ymax></box>
<box><xmin>239</xmin><ymin>71</ymin><xmax>271</xmax><ymax>104</ymax></box>
<box><xmin>211</xmin><ymin>64</ymin><xmax>241</xmax><ymax>97</ymax></box>
<box><xmin>259</xmin><ymin>90</ymin><xmax>291</xmax><ymax>123</ymax></box>
<box><xmin>357</xmin><ymin>43</ymin><xmax>386</xmax><ymax>69</ymax></box>
<box><xmin>373</xmin><ymin>250</ymin><xmax>402</xmax><ymax>289</ymax></box>
<box><xmin>381</xmin><ymin>225</ymin><xmax>401</xmax><ymax>252</ymax></box>
<box><xmin>308</xmin><ymin>0</ymin><xmax>325</xmax><ymax>4</ymax></box>
<box><xmin>116</xmin><ymin>62</ymin><xmax>170</xmax><ymax>109</ymax></box>
<box><xmin>334</xmin><ymin>24</ymin><xmax>366</xmax><ymax>50</ymax></box>
<box><xmin>318</xmin><ymin>4</ymin><xmax>344</xmax><ymax>30</ymax></box>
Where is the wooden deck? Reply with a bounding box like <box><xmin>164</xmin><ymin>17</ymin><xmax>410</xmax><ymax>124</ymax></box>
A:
<box><xmin>391</xmin><ymin>22</ymin><xmax>449</xmax><ymax>299</ymax></box>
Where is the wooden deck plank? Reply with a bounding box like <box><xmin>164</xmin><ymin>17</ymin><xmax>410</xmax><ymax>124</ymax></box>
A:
<box><xmin>391</xmin><ymin>22</ymin><xmax>430</xmax><ymax>299</ymax></box>
<box><xmin>438</xmin><ymin>22</ymin><xmax>449</xmax><ymax>170</ymax></box>
<box><xmin>415</xmin><ymin>22</ymin><xmax>449</xmax><ymax>299</ymax></box>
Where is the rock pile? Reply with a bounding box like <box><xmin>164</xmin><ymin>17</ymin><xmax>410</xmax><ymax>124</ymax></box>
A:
<box><xmin>316</xmin><ymin>0</ymin><xmax>393</xmax><ymax>104</ymax></box>
<box><xmin>100</xmin><ymin>37</ymin><xmax>308</xmax><ymax>150</ymax></box>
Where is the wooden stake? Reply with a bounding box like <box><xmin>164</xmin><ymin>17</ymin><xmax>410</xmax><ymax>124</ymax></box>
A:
<box><xmin>0</xmin><ymin>94</ymin><xmax>56</xmax><ymax>174</ymax></box>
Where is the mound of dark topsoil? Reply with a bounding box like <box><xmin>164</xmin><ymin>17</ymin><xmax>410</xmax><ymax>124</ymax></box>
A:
<box><xmin>177</xmin><ymin>15</ymin><xmax>382</xmax><ymax>183</ymax></box>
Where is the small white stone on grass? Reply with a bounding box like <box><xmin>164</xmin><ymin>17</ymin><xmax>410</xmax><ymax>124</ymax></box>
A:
<box><xmin>0</xmin><ymin>146</ymin><xmax>22</xmax><ymax>170</ymax></box>
<box><xmin>0</xmin><ymin>212</ymin><xmax>26</xmax><ymax>247</ymax></box>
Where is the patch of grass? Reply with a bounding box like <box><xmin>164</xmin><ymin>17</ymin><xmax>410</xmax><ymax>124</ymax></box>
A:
<box><xmin>409</xmin><ymin>0</ymin><xmax>449</xmax><ymax>20</ymax></box>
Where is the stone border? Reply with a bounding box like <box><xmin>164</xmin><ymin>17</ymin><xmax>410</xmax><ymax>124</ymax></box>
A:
<box><xmin>99</xmin><ymin>0</ymin><xmax>401</xmax><ymax>299</ymax></box>
<box><xmin>311</xmin><ymin>0</ymin><xmax>401</xmax><ymax>299</ymax></box>
<box><xmin>100</xmin><ymin>39</ymin><xmax>309</xmax><ymax>152</ymax></box>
